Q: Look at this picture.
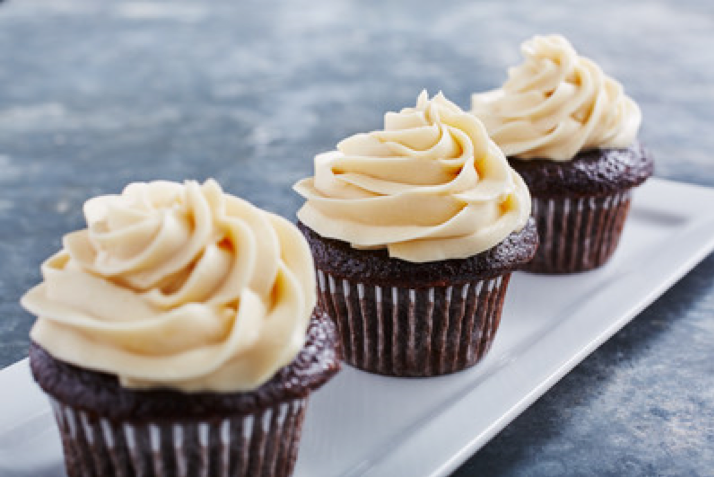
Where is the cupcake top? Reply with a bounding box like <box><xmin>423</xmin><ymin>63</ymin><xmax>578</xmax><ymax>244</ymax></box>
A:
<box><xmin>294</xmin><ymin>91</ymin><xmax>531</xmax><ymax>263</ymax></box>
<box><xmin>471</xmin><ymin>34</ymin><xmax>641</xmax><ymax>161</ymax></box>
<box><xmin>21</xmin><ymin>179</ymin><xmax>316</xmax><ymax>393</ymax></box>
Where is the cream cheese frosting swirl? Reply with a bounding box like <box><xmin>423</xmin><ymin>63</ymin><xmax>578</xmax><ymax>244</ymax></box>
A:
<box><xmin>21</xmin><ymin>180</ymin><xmax>316</xmax><ymax>393</ymax></box>
<box><xmin>294</xmin><ymin>91</ymin><xmax>531</xmax><ymax>263</ymax></box>
<box><xmin>471</xmin><ymin>34</ymin><xmax>641</xmax><ymax>161</ymax></box>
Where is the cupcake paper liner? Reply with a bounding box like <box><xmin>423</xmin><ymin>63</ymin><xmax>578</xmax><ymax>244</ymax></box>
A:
<box><xmin>49</xmin><ymin>397</ymin><xmax>307</xmax><ymax>477</ymax></box>
<box><xmin>316</xmin><ymin>269</ymin><xmax>511</xmax><ymax>377</ymax></box>
<box><xmin>525</xmin><ymin>190</ymin><xmax>632</xmax><ymax>274</ymax></box>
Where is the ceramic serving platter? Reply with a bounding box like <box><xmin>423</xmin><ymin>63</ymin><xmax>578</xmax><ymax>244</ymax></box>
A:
<box><xmin>1</xmin><ymin>178</ymin><xmax>714</xmax><ymax>477</ymax></box>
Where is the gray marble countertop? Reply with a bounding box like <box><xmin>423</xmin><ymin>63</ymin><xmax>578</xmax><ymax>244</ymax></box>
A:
<box><xmin>1</xmin><ymin>0</ymin><xmax>713</xmax><ymax>475</ymax></box>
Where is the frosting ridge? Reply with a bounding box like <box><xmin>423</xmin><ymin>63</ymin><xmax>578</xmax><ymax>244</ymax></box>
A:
<box><xmin>22</xmin><ymin>180</ymin><xmax>316</xmax><ymax>393</ymax></box>
<box><xmin>471</xmin><ymin>34</ymin><xmax>641</xmax><ymax>160</ymax></box>
<box><xmin>294</xmin><ymin>91</ymin><xmax>531</xmax><ymax>262</ymax></box>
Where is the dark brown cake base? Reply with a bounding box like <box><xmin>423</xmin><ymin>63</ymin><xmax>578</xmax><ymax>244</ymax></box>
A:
<box><xmin>30</xmin><ymin>311</ymin><xmax>340</xmax><ymax>477</ymax></box>
<box><xmin>49</xmin><ymin>395</ymin><xmax>307</xmax><ymax>477</ymax></box>
<box><xmin>317</xmin><ymin>269</ymin><xmax>510</xmax><ymax>376</ymax></box>
<box><xmin>509</xmin><ymin>142</ymin><xmax>653</xmax><ymax>274</ymax></box>
<box><xmin>526</xmin><ymin>191</ymin><xmax>631</xmax><ymax>273</ymax></box>
<box><xmin>299</xmin><ymin>220</ymin><xmax>538</xmax><ymax>377</ymax></box>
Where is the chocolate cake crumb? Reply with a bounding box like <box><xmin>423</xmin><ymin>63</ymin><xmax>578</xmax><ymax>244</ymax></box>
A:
<box><xmin>298</xmin><ymin>219</ymin><xmax>538</xmax><ymax>287</ymax></box>
<box><xmin>509</xmin><ymin>142</ymin><xmax>654</xmax><ymax>198</ymax></box>
<box><xmin>29</xmin><ymin>310</ymin><xmax>340</xmax><ymax>421</ymax></box>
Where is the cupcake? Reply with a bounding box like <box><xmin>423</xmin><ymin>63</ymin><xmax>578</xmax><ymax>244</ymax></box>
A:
<box><xmin>471</xmin><ymin>34</ymin><xmax>654</xmax><ymax>273</ymax></box>
<box><xmin>294</xmin><ymin>91</ymin><xmax>537</xmax><ymax>377</ymax></box>
<box><xmin>21</xmin><ymin>179</ymin><xmax>340</xmax><ymax>476</ymax></box>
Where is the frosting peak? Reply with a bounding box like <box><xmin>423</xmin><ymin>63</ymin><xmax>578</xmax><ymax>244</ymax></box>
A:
<box><xmin>22</xmin><ymin>180</ymin><xmax>316</xmax><ymax>393</ymax></box>
<box><xmin>471</xmin><ymin>34</ymin><xmax>641</xmax><ymax>160</ymax></box>
<box><xmin>294</xmin><ymin>91</ymin><xmax>531</xmax><ymax>262</ymax></box>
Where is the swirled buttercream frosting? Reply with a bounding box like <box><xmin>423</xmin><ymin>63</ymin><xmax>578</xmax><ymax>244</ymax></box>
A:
<box><xmin>471</xmin><ymin>34</ymin><xmax>641</xmax><ymax>160</ymax></box>
<box><xmin>21</xmin><ymin>180</ymin><xmax>316</xmax><ymax>393</ymax></box>
<box><xmin>294</xmin><ymin>91</ymin><xmax>531</xmax><ymax>263</ymax></box>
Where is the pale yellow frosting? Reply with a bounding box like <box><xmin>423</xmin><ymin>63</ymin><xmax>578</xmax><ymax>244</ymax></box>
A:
<box><xmin>294</xmin><ymin>91</ymin><xmax>531</xmax><ymax>263</ymax></box>
<box><xmin>471</xmin><ymin>34</ymin><xmax>641</xmax><ymax>160</ymax></box>
<box><xmin>21</xmin><ymin>180</ymin><xmax>316</xmax><ymax>393</ymax></box>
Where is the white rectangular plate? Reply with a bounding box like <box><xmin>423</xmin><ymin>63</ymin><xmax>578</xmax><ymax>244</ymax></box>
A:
<box><xmin>2</xmin><ymin>178</ymin><xmax>714</xmax><ymax>477</ymax></box>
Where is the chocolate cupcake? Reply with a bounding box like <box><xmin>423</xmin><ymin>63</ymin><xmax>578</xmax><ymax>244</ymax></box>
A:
<box><xmin>294</xmin><ymin>91</ymin><xmax>536</xmax><ymax>377</ymax></box>
<box><xmin>21</xmin><ymin>180</ymin><xmax>340</xmax><ymax>476</ymax></box>
<box><xmin>471</xmin><ymin>35</ymin><xmax>654</xmax><ymax>273</ymax></box>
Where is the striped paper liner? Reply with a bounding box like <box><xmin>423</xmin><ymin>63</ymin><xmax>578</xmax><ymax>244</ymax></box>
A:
<box><xmin>525</xmin><ymin>191</ymin><xmax>632</xmax><ymax>274</ymax></box>
<box><xmin>49</xmin><ymin>397</ymin><xmax>307</xmax><ymax>477</ymax></box>
<box><xmin>316</xmin><ymin>270</ymin><xmax>512</xmax><ymax>377</ymax></box>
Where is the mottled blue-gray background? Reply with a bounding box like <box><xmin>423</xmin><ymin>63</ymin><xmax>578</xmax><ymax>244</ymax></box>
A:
<box><xmin>1</xmin><ymin>0</ymin><xmax>713</xmax><ymax>475</ymax></box>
